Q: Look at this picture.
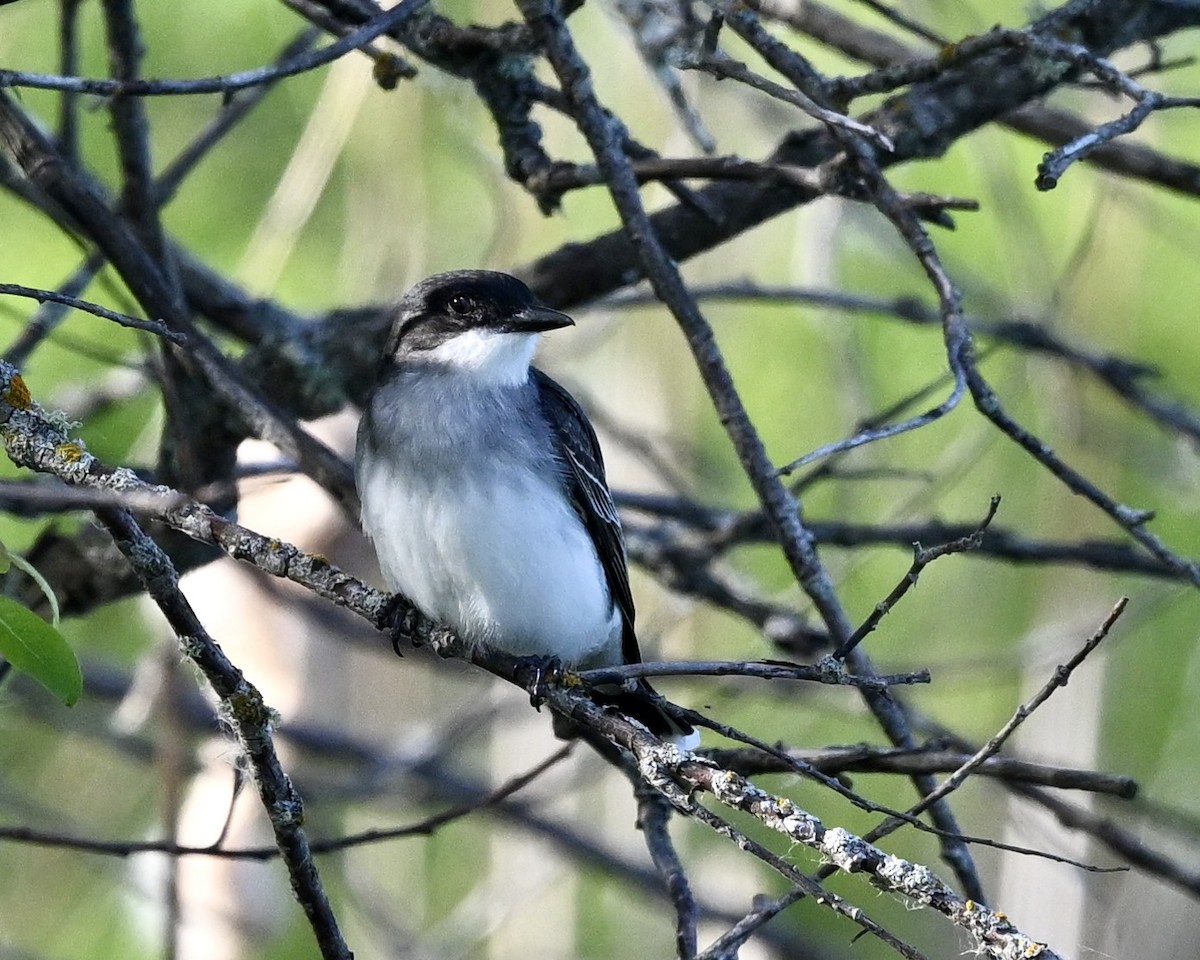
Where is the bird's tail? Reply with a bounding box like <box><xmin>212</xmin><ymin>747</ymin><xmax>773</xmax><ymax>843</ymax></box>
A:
<box><xmin>554</xmin><ymin>678</ymin><xmax>700</xmax><ymax>750</ymax></box>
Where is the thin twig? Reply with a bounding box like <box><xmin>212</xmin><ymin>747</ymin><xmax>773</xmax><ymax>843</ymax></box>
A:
<box><xmin>678</xmin><ymin>50</ymin><xmax>893</xmax><ymax>151</ymax></box>
<box><xmin>887</xmin><ymin>598</ymin><xmax>1129</xmax><ymax>831</ymax></box>
<box><xmin>806</xmin><ymin>599</ymin><xmax>1132</xmax><ymax>892</ymax></box>
<box><xmin>102</xmin><ymin>0</ymin><xmax>173</xmax><ymax>275</ymax></box>
<box><xmin>0</xmin><ymin>283</ymin><xmax>183</xmax><ymax>343</ymax></box>
<box><xmin>775</xmin><ymin>374</ymin><xmax>965</xmax><ymax>474</ymax></box>
<box><xmin>694</xmin><ymin>886</ymin><xmax>807</xmax><ymax>960</ymax></box>
<box><xmin>916</xmin><ymin>715</ymin><xmax>1200</xmax><ymax>900</ymax></box>
<box><xmin>0</xmin><ymin>744</ymin><xmax>573</xmax><ymax>859</ymax></box>
<box><xmin>0</xmin><ymin>0</ymin><xmax>431</xmax><ymax>97</ymax></box>
<box><xmin>579</xmin><ymin>658</ymin><xmax>930</xmax><ymax>688</ymax></box>
<box><xmin>832</xmin><ymin>495</ymin><xmax>1001</xmax><ymax>660</ymax></box>
<box><xmin>280</xmin><ymin>0</ymin><xmax>417</xmax><ymax>84</ymax></box>
<box><xmin>706</xmin><ymin>743</ymin><xmax>1138</xmax><ymax>797</ymax></box>
<box><xmin>0</xmin><ymin>477</ymin><xmax>186</xmax><ymax>514</ymax></box>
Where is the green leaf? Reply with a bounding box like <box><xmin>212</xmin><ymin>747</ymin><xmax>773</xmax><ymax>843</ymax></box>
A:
<box><xmin>0</xmin><ymin>596</ymin><xmax>82</xmax><ymax>706</ymax></box>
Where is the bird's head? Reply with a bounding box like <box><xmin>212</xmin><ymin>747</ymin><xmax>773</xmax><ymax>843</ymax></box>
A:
<box><xmin>384</xmin><ymin>271</ymin><xmax>573</xmax><ymax>386</ymax></box>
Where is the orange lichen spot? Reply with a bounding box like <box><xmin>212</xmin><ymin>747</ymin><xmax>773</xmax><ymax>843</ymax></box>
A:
<box><xmin>57</xmin><ymin>441</ymin><xmax>86</xmax><ymax>462</ymax></box>
<box><xmin>3</xmin><ymin>374</ymin><xmax>32</xmax><ymax>410</ymax></box>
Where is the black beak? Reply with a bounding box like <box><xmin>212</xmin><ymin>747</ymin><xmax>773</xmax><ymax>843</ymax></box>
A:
<box><xmin>505</xmin><ymin>305</ymin><xmax>575</xmax><ymax>333</ymax></box>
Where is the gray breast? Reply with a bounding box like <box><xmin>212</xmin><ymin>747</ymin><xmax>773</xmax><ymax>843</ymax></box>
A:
<box><xmin>359</xmin><ymin>366</ymin><xmax>564</xmax><ymax>482</ymax></box>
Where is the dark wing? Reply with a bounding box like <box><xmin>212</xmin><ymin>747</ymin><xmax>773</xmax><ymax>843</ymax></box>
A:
<box><xmin>535</xmin><ymin>371</ymin><xmax>698</xmax><ymax>745</ymax></box>
<box><xmin>532</xmin><ymin>369</ymin><xmax>641</xmax><ymax>666</ymax></box>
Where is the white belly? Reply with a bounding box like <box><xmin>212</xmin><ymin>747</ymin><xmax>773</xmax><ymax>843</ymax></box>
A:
<box><xmin>359</xmin><ymin>455</ymin><xmax>619</xmax><ymax>665</ymax></box>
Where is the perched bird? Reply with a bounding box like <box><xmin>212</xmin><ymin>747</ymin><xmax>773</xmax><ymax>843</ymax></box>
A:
<box><xmin>355</xmin><ymin>270</ymin><xmax>697</xmax><ymax>747</ymax></box>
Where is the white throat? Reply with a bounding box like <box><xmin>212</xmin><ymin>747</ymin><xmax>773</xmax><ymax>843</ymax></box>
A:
<box><xmin>425</xmin><ymin>329</ymin><xmax>538</xmax><ymax>386</ymax></box>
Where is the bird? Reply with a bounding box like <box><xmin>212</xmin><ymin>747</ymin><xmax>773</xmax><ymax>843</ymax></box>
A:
<box><xmin>355</xmin><ymin>270</ymin><xmax>697</xmax><ymax>747</ymax></box>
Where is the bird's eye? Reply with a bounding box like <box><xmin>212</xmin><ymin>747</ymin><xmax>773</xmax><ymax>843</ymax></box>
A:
<box><xmin>446</xmin><ymin>295</ymin><xmax>473</xmax><ymax>316</ymax></box>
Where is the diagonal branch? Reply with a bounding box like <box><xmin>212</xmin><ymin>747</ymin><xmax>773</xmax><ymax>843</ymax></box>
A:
<box><xmin>94</xmin><ymin>505</ymin><xmax>351</xmax><ymax>960</ymax></box>
<box><xmin>0</xmin><ymin>90</ymin><xmax>359</xmax><ymax>512</ymax></box>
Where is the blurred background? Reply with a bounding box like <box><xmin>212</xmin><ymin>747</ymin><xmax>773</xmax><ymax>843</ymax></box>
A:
<box><xmin>1</xmin><ymin>0</ymin><xmax>1199</xmax><ymax>958</ymax></box>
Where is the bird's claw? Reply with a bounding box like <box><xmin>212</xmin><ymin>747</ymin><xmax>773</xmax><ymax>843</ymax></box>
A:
<box><xmin>513</xmin><ymin>655</ymin><xmax>565</xmax><ymax>710</ymax></box>
<box><xmin>387</xmin><ymin>599</ymin><xmax>422</xmax><ymax>657</ymax></box>
<box><xmin>428</xmin><ymin>625</ymin><xmax>456</xmax><ymax>658</ymax></box>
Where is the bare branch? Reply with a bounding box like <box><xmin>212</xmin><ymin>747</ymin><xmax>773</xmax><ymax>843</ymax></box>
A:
<box><xmin>895</xmin><ymin>598</ymin><xmax>1129</xmax><ymax>819</ymax></box>
<box><xmin>637</xmin><ymin>787</ymin><xmax>699</xmax><ymax>960</ymax></box>
<box><xmin>579</xmin><ymin>658</ymin><xmax>930</xmax><ymax>689</ymax></box>
<box><xmin>0</xmin><ymin>0</ymin><xmax>430</xmax><ymax>97</ymax></box>
<box><xmin>832</xmin><ymin>495</ymin><xmax>1001</xmax><ymax>660</ymax></box>
<box><xmin>553</xmin><ymin>692</ymin><xmax>1064</xmax><ymax>960</ymax></box>
<box><xmin>706</xmin><ymin>743</ymin><xmax>1138</xmax><ymax>798</ymax></box>
<box><xmin>95</xmin><ymin>506</ymin><xmax>350</xmax><ymax>959</ymax></box>
<box><xmin>678</xmin><ymin>48</ymin><xmax>894</xmax><ymax>151</ymax></box>
<box><xmin>0</xmin><ymin>282</ymin><xmax>183</xmax><ymax>343</ymax></box>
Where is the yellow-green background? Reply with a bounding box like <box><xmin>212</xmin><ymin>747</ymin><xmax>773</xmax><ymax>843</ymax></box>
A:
<box><xmin>1</xmin><ymin>1</ymin><xmax>1198</xmax><ymax>958</ymax></box>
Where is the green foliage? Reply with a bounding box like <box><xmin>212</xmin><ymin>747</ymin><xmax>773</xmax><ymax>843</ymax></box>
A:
<box><xmin>0</xmin><ymin>594</ymin><xmax>81</xmax><ymax>706</ymax></box>
<box><xmin>0</xmin><ymin>537</ymin><xmax>79</xmax><ymax>707</ymax></box>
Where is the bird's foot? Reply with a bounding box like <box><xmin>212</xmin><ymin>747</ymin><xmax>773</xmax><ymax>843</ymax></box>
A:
<box><xmin>386</xmin><ymin>599</ymin><xmax>423</xmax><ymax>657</ymax></box>
<box><xmin>427</xmin><ymin>625</ymin><xmax>457</xmax><ymax>658</ymax></box>
<box><xmin>513</xmin><ymin>655</ymin><xmax>565</xmax><ymax>710</ymax></box>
